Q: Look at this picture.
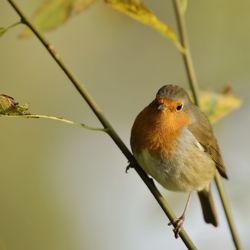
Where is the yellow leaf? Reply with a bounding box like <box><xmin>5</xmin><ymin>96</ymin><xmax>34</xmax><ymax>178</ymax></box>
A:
<box><xmin>20</xmin><ymin>0</ymin><xmax>95</xmax><ymax>37</ymax></box>
<box><xmin>105</xmin><ymin>0</ymin><xmax>185</xmax><ymax>52</ymax></box>
<box><xmin>0</xmin><ymin>94</ymin><xmax>29</xmax><ymax>115</ymax></box>
<box><xmin>72</xmin><ymin>0</ymin><xmax>94</xmax><ymax>13</ymax></box>
<box><xmin>200</xmin><ymin>91</ymin><xmax>242</xmax><ymax>123</ymax></box>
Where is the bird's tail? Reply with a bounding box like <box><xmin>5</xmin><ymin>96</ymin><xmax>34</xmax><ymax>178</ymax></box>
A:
<box><xmin>198</xmin><ymin>186</ymin><xmax>218</xmax><ymax>227</ymax></box>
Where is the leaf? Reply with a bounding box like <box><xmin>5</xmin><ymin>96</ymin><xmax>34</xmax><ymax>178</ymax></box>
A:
<box><xmin>0</xmin><ymin>27</ymin><xmax>7</xmax><ymax>37</ymax></box>
<box><xmin>104</xmin><ymin>0</ymin><xmax>185</xmax><ymax>52</ymax></box>
<box><xmin>20</xmin><ymin>0</ymin><xmax>95</xmax><ymax>37</ymax></box>
<box><xmin>0</xmin><ymin>94</ymin><xmax>29</xmax><ymax>115</ymax></box>
<box><xmin>200</xmin><ymin>91</ymin><xmax>242</xmax><ymax>123</ymax></box>
<box><xmin>0</xmin><ymin>95</ymin><xmax>105</xmax><ymax>131</ymax></box>
<box><xmin>72</xmin><ymin>0</ymin><xmax>94</xmax><ymax>13</ymax></box>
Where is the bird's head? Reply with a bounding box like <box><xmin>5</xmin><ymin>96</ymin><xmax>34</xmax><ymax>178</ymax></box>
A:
<box><xmin>150</xmin><ymin>84</ymin><xmax>193</xmax><ymax>131</ymax></box>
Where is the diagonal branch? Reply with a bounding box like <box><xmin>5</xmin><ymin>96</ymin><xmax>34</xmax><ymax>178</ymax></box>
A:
<box><xmin>6</xmin><ymin>0</ymin><xmax>197</xmax><ymax>249</ymax></box>
<box><xmin>173</xmin><ymin>0</ymin><xmax>243</xmax><ymax>249</ymax></box>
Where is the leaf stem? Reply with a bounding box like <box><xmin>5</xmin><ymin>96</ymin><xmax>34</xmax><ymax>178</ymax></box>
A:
<box><xmin>0</xmin><ymin>21</ymin><xmax>21</xmax><ymax>37</ymax></box>
<box><xmin>7</xmin><ymin>20</ymin><xmax>21</xmax><ymax>30</ymax></box>
<box><xmin>7</xmin><ymin>0</ymin><xmax>196</xmax><ymax>249</ymax></box>
<box><xmin>0</xmin><ymin>114</ymin><xmax>106</xmax><ymax>132</ymax></box>
<box><xmin>173</xmin><ymin>1</ymin><xmax>243</xmax><ymax>249</ymax></box>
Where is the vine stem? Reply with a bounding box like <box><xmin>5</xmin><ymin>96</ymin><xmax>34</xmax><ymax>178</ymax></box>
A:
<box><xmin>7</xmin><ymin>0</ymin><xmax>197</xmax><ymax>249</ymax></box>
<box><xmin>173</xmin><ymin>0</ymin><xmax>243</xmax><ymax>249</ymax></box>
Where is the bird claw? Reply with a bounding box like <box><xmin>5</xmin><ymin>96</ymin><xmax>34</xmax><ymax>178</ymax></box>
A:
<box><xmin>125</xmin><ymin>163</ymin><xmax>132</xmax><ymax>173</ymax></box>
<box><xmin>168</xmin><ymin>215</ymin><xmax>185</xmax><ymax>238</ymax></box>
<box><xmin>125</xmin><ymin>158</ymin><xmax>138</xmax><ymax>173</ymax></box>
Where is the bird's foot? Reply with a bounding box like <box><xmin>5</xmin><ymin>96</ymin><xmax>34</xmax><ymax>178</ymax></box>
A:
<box><xmin>125</xmin><ymin>164</ymin><xmax>132</xmax><ymax>173</ymax></box>
<box><xmin>168</xmin><ymin>215</ymin><xmax>185</xmax><ymax>238</ymax></box>
<box><xmin>126</xmin><ymin>159</ymin><xmax>136</xmax><ymax>173</ymax></box>
<box><xmin>126</xmin><ymin>158</ymin><xmax>138</xmax><ymax>173</ymax></box>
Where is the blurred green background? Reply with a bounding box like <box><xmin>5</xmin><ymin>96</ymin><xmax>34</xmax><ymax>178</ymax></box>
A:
<box><xmin>0</xmin><ymin>1</ymin><xmax>249</xmax><ymax>249</ymax></box>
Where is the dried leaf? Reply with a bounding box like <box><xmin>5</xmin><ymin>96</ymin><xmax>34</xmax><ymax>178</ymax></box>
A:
<box><xmin>20</xmin><ymin>0</ymin><xmax>95</xmax><ymax>37</ymax></box>
<box><xmin>200</xmin><ymin>91</ymin><xmax>241</xmax><ymax>123</ymax></box>
<box><xmin>0</xmin><ymin>94</ymin><xmax>29</xmax><ymax>115</ymax></box>
<box><xmin>105</xmin><ymin>0</ymin><xmax>185</xmax><ymax>52</ymax></box>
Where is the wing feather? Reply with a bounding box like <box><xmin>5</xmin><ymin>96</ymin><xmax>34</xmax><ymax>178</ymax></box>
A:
<box><xmin>187</xmin><ymin>105</ymin><xmax>228</xmax><ymax>179</ymax></box>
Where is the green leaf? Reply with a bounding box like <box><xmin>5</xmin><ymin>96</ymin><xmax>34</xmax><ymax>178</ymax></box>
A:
<box><xmin>20</xmin><ymin>0</ymin><xmax>95</xmax><ymax>37</ymax></box>
<box><xmin>0</xmin><ymin>27</ymin><xmax>7</xmax><ymax>37</ymax></box>
<box><xmin>104</xmin><ymin>0</ymin><xmax>185</xmax><ymax>52</ymax></box>
<box><xmin>0</xmin><ymin>94</ymin><xmax>29</xmax><ymax>115</ymax></box>
<box><xmin>200</xmin><ymin>91</ymin><xmax>242</xmax><ymax>123</ymax></box>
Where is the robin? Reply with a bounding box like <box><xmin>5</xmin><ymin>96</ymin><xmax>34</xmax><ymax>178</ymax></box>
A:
<box><xmin>130</xmin><ymin>84</ymin><xmax>228</xmax><ymax>238</ymax></box>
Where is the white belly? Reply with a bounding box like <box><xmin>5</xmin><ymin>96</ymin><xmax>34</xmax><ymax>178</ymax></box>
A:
<box><xmin>134</xmin><ymin>129</ymin><xmax>216</xmax><ymax>192</ymax></box>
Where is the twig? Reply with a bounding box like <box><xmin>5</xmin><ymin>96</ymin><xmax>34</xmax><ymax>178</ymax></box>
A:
<box><xmin>173</xmin><ymin>0</ymin><xmax>243</xmax><ymax>249</ymax></box>
<box><xmin>0</xmin><ymin>21</ymin><xmax>21</xmax><ymax>37</ymax></box>
<box><xmin>215</xmin><ymin>171</ymin><xmax>243</xmax><ymax>249</ymax></box>
<box><xmin>0</xmin><ymin>114</ymin><xmax>106</xmax><ymax>132</ymax></box>
<box><xmin>6</xmin><ymin>0</ymin><xmax>197</xmax><ymax>249</ymax></box>
<box><xmin>172</xmin><ymin>0</ymin><xmax>200</xmax><ymax>107</ymax></box>
<box><xmin>6</xmin><ymin>20</ymin><xmax>21</xmax><ymax>30</ymax></box>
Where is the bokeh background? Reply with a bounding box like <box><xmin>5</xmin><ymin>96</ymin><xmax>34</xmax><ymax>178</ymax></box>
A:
<box><xmin>0</xmin><ymin>1</ymin><xmax>250</xmax><ymax>249</ymax></box>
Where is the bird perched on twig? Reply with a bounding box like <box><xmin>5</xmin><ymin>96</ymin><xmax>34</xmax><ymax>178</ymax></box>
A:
<box><xmin>130</xmin><ymin>84</ymin><xmax>228</xmax><ymax>238</ymax></box>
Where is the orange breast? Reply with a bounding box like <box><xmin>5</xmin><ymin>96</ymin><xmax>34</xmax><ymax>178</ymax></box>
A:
<box><xmin>130</xmin><ymin>100</ymin><xmax>190</xmax><ymax>159</ymax></box>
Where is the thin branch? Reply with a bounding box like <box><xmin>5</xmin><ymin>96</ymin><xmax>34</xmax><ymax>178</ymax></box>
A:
<box><xmin>0</xmin><ymin>21</ymin><xmax>21</xmax><ymax>37</ymax></box>
<box><xmin>0</xmin><ymin>114</ymin><xmax>106</xmax><ymax>132</ymax></box>
<box><xmin>214</xmin><ymin>171</ymin><xmax>243</xmax><ymax>250</ymax></box>
<box><xmin>6</xmin><ymin>0</ymin><xmax>196</xmax><ymax>249</ymax></box>
<box><xmin>172</xmin><ymin>0</ymin><xmax>200</xmax><ymax>107</ymax></box>
<box><xmin>173</xmin><ymin>1</ymin><xmax>243</xmax><ymax>249</ymax></box>
<box><xmin>7</xmin><ymin>20</ymin><xmax>21</xmax><ymax>30</ymax></box>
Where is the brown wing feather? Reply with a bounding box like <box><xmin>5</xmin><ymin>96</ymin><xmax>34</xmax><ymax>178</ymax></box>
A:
<box><xmin>187</xmin><ymin>105</ymin><xmax>228</xmax><ymax>179</ymax></box>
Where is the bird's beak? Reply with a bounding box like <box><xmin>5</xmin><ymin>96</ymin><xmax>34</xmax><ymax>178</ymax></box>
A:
<box><xmin>157</xmin><ymin>103</ymin><xmax>166</xmax><ymax>110</ymax></box>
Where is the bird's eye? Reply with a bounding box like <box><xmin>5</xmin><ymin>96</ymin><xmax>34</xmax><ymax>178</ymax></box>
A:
<box><xmin>176</xmin><ymin>104</ymin><xmax>183</xmax><ymax>111</ymax></box>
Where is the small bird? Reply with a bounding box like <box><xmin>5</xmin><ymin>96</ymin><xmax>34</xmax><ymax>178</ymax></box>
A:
<box><xmin>130</xmin><ymin>84</ymin><xmax>228</xmax><ymax>238</ymax></box>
